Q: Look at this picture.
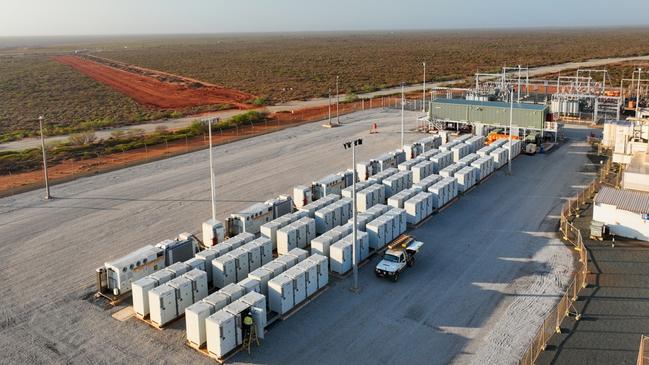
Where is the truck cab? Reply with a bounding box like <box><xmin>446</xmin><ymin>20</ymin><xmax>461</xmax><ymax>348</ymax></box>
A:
<box><xmin>375</xmin><ymin>237</ymin><xmax>423</xmax><ymax>282</ymax></box>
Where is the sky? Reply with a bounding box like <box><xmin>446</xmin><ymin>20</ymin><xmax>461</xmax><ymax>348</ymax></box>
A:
<box><xmin>2</xmin><ymin>0</ymin><xmax>649</xmax><ymax>36</ymax></box>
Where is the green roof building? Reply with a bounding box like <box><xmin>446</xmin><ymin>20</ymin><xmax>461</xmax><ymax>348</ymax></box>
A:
<box><xmin>429</xmin><ymin>99</ymin><xmax>550</xmax><ymax>131</ymax></box>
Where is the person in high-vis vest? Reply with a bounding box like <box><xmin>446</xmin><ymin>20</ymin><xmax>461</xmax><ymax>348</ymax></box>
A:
<box><xmin>243</xmin><ymin>312</ymin><xmax>254</xmax><ymax>336</ymax></box>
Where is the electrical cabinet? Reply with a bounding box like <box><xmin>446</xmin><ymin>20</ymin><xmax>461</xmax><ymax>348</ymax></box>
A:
<box><xmin>184</xmin><ymin>269</ymin><xmax>208</xmax><ymax>303</ymax></box>
<box><xmin>186</xmin><ymin>301</ymin><xmax>215</xmax><ymax>347</ymax></box>
<box><xmin>168</xmin><ymin>276</ymin><xmax>193</xmax><ymax>315</ymax></box>
<box><xmin>268</xmin><ymin>274</ymin><xmax>294</xmax><ymax>314</ymax></box>
<box><xmin>306</xmin><ymin>254</ymin><xmax>329</xmax><ymax>289</ymax></box>
<box><xmin>149</xmin><ymin>284</ymin><xmax>177</xmax><ymax>327</ymax></box>
<box><xmin>297</xmin><ymin>261</ymin><xmax>318</xmax><ymax>297</ymax></box>
<box><xmin>212</xmin><ymin>254</ymin><xmax>236</xmax><ymax>289</ymax></box>
<box><xmin>206</xmin><ymin>310</ymin><xmax>237</xmax><ymax>358</ymax></box>
<box><xmin>248</xmin><ymin>268</ymin><xmax>274</xmax><ymax>297</ymax></box>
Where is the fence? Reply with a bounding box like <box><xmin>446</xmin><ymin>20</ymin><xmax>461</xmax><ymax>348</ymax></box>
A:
<box><xmin>517</xmin><ymin>178</ymin><xmax>600</xmax><ymax>365</ymax></box>
<box><xmin>0</xmin><ymin>96</ymin><xmax>410</xmax><ymax>197</ymax></box>
<box><xmin>638</xmin><ymin>335</ymin><xmax>649</xmax><ymax>365</ymax></box>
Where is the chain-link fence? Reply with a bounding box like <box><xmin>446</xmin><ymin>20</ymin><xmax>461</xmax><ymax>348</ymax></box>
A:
<box><xmin>518</xmin><ymin>173</ymin><xmax>603</xmax><ymax>364</ymax></box>
<box><xmin>0</xmin><ymin>96</ymin><xmax>410</xmax><ymax>197</ymax></box>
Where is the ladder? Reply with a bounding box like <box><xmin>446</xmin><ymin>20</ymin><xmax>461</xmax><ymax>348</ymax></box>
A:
<box><xmin>242</xmin><ymin>320</ymin><xmax>260</xmax><ymax>354</ymax></box>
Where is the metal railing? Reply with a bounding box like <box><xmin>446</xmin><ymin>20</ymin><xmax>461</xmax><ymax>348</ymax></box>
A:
<box><xmin>638</xmin><ymin>335</ymin><xmax>649</xmax><ymax>365</ymax></box>
<box><xmin>518</xmin><ymin>178</ymin><xmax>600</xmax><ymax>365</ymax></box>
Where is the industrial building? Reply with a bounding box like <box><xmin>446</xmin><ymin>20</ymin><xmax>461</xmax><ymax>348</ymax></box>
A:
<box><xmin>429</xmin><ymin>98</ymin><xmax>550</xmax><ymax>132</ymax></box>
<box><xmin>594</xmin><ymin>131</ymin><xmax>649</xmax><ymax>241</ymax></box>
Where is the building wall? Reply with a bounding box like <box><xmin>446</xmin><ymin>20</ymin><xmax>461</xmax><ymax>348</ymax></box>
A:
<box><xmin>430</xmin><ymin>101</ymin><xmax>547</xmax><ymax>130</ymax></box>
<box><xmin>593</xmin><ymin>202</ymin><xmax>649</xmax><ymax>241</ymax></box>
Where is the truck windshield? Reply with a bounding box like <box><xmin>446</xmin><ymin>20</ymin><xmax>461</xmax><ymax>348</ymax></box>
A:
<box><xmin>384</xmin><ymin>254</ymin><xmax>400</xmax><ymax>262</ymax></box>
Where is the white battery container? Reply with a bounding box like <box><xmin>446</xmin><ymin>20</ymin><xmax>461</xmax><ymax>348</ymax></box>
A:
<box><xmin>185</xmin><ymin>257</ymin><xmax>206</xmax><ymax>272</ymax></box>
<box><xmin>132</xmin><ymin>277</ymin><xmax>158</xmax><ymax>318</ymax></box>
<box><xmin>366</xmin><ymin>219</ymin><xmax>387</xmax><ymax>249</ymax></box>
<box><xmin>212</xmin><ymin>254</ymin><xmax>236</xmax><ymax>289</ymax></box>
<box><xmin>166</xmin><ymin>262</ymin><xmax>190</xmax><ymax>278</ymax></box>
<box><xmin>219</xmin><ymin>283</ymin><xmax>246</xmax><ymax>304</ymax></box>
<box><xmin>149</xmin><ymin>283</ymin><xmax>177</xmax><ymax>326</ymax></box>
<box><xmin>274</xmin><ymin>254</ymin><xmax>298</xmax><ymax>270</ymax></box>
<box><xmin>168</xmin><ymin>276</ymin><xmax>194</xmax><ymax>315</ymax></box>
<box><xmin>184</xmin><ymin>269</ymin><xmax>208</xmax><ymax>303</ymax></box>
<box><xmin>228</xmin><ymin>248</ymin><xmax>250</xmax><ymax>282</ymax></box>
<box><xmin>204</xmin><ymin>292</ymin><xmax>230</xmax><ymax>311</ymax></box>
<box><xmin>306</xmin><ymin>254</ymin><xmax>329</xmax><ymax>289</ymax></box>
<box><xmin>238</xmin><ymin>277</ymin><xmax>261</xmax><ymax>294</ymax></box>
<box><xmin>264</xmin><ymin>260</ymin><xmax>286</xmax><ymax>276</ymax></box>
<box><xmin>296</xmin><ymin>261</ymin><xmax>318</xmax><ymax>297</ymax></box>
<box><xmin>248</xmin><ymin>268</ymin><xmax>274</xmax><ymax>296</ymax></box>
<box><xmin>283</xmin><ymin>266</ymin><xmax>307</xmax><ymax>305</ymax></box>
<box><xmin>206</xmin><ymin>310</ymin><xmax>237</xmax><ymax>358</ymax></box>
<box><xmin>286</xmin><ymin>247</ymin><xmax>308</xmax><ymax>262</ymax></box>
<box><xmin>268</xmin><ymin>274</ymin><xmax>294</xmax><ymax>314</ymax></box>
<box><xmin>329</xmin><ymin>239</ymin><xmax>352</xmax><ymax>274</ymax></box>
<box><xmin>186</xmin><ymin>301</ymin><xmax>215</xmax><ymax>347</ymax></box>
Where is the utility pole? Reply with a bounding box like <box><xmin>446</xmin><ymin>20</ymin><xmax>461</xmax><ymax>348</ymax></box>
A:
<box><xmin>344</xmin><ymin>138</ymin><xmax>363</xmax><ymax>292</ymax></box>
<box><xmin>336</xmin><ymin>76</ymin><xmax>340</xmax><ymax>125</ymax></box>
<box><xmin>328</xmin><ymin>89</ymin><xmax>332</xmax><ymax>126</ymax></box>
<box><xmin>508</xmin><ymin>88</ymin><xmax>514</xmax><ymax>175</ymax></box>
<box><xmin>38</xmin><ymin>116</ymin><xmax>51</xmax><ymax>200</ymax></box>
<box><xmin>422</xmin><ymin>62</ymin><xmax>426</xmax><ymax>112</ymax></box>
<box><xmin>401</xmin><ymin>82</ymin><xmax>405</xmax><ymax>147</ymax></box>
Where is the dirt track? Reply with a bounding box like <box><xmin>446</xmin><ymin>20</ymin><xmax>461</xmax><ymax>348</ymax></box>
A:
<box><xmin>52</xmin><ymin>55</ymin><xmax>254</xmax><ymax>109</ymax></box>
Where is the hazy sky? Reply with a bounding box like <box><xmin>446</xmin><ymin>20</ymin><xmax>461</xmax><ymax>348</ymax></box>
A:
<box><xmin>2</xmin><ymin>0</ymin><xmax>649</xmax><ymax>36</ymax></box>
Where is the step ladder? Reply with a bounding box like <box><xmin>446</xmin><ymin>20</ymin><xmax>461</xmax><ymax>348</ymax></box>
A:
<box><xmin>242</xmin><ymin>321</ymin><xmax>260</xmax><ymax>354</ymax></box>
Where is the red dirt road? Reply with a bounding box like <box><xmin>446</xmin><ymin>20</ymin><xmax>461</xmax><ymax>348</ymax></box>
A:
<box><xmin>52</xmin><ymin>55</ymin><xmax>254</xmax><ymax>109</ymax></box>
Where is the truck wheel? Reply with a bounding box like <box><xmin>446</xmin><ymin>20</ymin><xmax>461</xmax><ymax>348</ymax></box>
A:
<box><xmin>392</xmin><ymin>273</ymin><xmax>400</xmax><ymax>282</ymax></box>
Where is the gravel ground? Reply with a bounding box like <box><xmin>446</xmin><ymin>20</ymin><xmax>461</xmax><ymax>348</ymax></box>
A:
<box><xmin>0</xmin><ymin>110</ymin><xmax>593</xmax><ymax>364</ymax></box>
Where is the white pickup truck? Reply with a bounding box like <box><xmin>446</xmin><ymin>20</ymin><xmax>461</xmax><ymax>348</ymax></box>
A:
<box><xmin>374</xmin><ymin>235</ymin><xmax>424</xmax><ymax>282</ymax></box>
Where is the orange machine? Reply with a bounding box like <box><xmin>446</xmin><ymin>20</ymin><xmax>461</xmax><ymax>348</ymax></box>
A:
<box><xmin>486</xmin><ymin>133</ymin><xmax>520</xmax><ymax>145</ymax></box>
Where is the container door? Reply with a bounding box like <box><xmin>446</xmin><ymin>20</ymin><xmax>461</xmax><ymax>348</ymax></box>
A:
<box><xmin>250</xmin><ymin>306</ymin><xmax>266</xmax><ymax>339</ymax></box>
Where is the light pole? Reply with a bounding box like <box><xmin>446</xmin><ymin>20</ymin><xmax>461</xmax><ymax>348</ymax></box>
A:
<box><xmin>328</xmin><ymin>89</ymin><xmax>332</xmax><ymax>126</ymax></box>
<box><xmin>508</xmin><ymin>87</ymin><xmax>514</xmax><ymax>175</ymax></box>
<box><xmin>637</xmin><ymin>68</ymin><xmax>642</xmax><ymax>118</ymax></box>
<box><xmin>336</xmin><ymin>76</ymin><xmax>340</xmax><ymax>125</ymax></box>
<box><xmin>517</xmin><ymin>64</ymin><xmax>522</xmax><ymax>102</ymax></box>
<box><xmin>201</xmin><ymin>116</ymin><xmax>225</xmax><ymax>247</ymax></box>
<box><xmin>38</xmin><ymin>116</ymin><xmax>51</xmax><ymax>200</ymax></box>
<box><xmin>344</xmin><ymin>138</ymin><xmax>363</xmax><ymax>292</ymax></box>
<box><xmin>422</xmin><ymin>62</ymin><xmax>426</xmax><ymax>112</ymax></box>
<box><xmin>401</xmin><ymin>82</ymin><xmax>405</xmax><ymax>147</ymax></box>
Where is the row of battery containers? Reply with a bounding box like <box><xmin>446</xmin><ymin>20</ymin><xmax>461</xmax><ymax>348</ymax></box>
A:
<box><xmin>403</xmin><ymin>135</ymin><xmax>442</xmax><ymax>160</ymax></box>
<box><xmin>503</xmin><ymin>139</ymin><xmax>522</xmax><ymax>159</ymax></box>
<box><xmin>186</xmin><ymin>248</ymin><xmax>316</xmax><ymax>351</ymax></box>
<box><xmin>427</xmin><ymin>177</ymin><xmax>459</xmax><ymax>208</ymax></box>
<box><xmin>297</xmin><ymin>194</ymin><xmax>340</xmax><ymax>218</ymax></box>
<box><xmin>311</xmin><ymin>204</ymin><xmax>390</xmax><ymax>257</ymax></box>
<box><xmin>276</xmin><ymin>216</ymin><xmax>317</xmax><ymax>254</ymax></box>
<box><xmin>193</xmin><ymin>232</ymin><xmax>255</xmax><ymax>286</ymax></box>
<box><xmin>260</xmin><ymin>210</ymin><xmax>309</xmax><ymax>250</ymax></box>
<box><xmin>147</xmin><ymin>268</ymin><xmax>209</xmax><ymax>327</ymax></box>
<box><xmin>355</xmin><ymin>149</ymin><xmax>406</xmax><ymax>182</ymax></box>
<box><xmin>211</xmin><ymin>237</ymin><xmax>274</xmax><ymax>289</ymax></box>
<box><xmin>204</xmin><ymin>292</ymin><xmax>267</xmax><ymax>358</ymax></box>
<box><xmin>365</xmin><ymin>208</ymin><xmax>408</xmax><ymax>251</ymax></box>
<box><xmin>268</xmin><ymin>253</ymin><xmax>328</xmax><ymax>315</ymax></box>
<box><xmin>314</xmin><ymin>197</ymin><xmax>352</xmax><ymax>234</ymax></box>
<box><xmin>133</xmin><ymin>234</ymin><xmax>244</xmax><ymax>314</ymax></box>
